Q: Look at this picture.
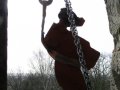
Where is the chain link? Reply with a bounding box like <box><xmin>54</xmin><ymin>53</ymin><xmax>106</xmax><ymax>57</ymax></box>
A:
<box><xmin>64</xmin><ymin>0</ymin><xmax>92</xmax><ymax>90</ymax></box>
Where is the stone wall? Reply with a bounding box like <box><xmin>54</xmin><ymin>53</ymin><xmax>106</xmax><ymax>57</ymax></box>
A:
<box><xmin>105</xmin><ymin>0</ymin><xmax>120</xmax><ymax>90</ymax></box>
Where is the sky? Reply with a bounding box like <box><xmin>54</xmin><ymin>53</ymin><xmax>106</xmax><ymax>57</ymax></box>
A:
<box><xmin>8</xmin><ymin>0</ymin><xmax>114</xmax><ymax>73</ymax></box>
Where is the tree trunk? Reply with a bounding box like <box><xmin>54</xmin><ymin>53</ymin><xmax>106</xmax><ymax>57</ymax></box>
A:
<box><xmin>104</xmin><ymin>0</ymin><xmax>120</xmax><ymax>90</ymax></box>
<box><xmin>0</xmin><ymin>0</ymin><xmax>8</xmax><ymax>90</ymax></box>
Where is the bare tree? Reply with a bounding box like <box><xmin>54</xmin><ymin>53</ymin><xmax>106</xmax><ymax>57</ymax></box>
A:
<box><xmin>7</xmin><ymin>51</ymin><xmax>112</xmax><ymax>90</ymax></box>
<box><xmin>0</xmin><ymin>0</ymin><xmax>8</xmax><ymax>90</ymax></box>
<box><xmin>90</xmin><ymin>54</ymin><xmax>111</xmax><ymax>90</ymax></box>
<box><xmin>104</xmin><ymin>0</ymin><xmax>120</xmax><ymax>90</ymax></box>
<box><xmin>29</xmin><ymin>51</ymin><xmax>62</xmax><ymax>90</ymax></box>
<box><xmin>7</xmin><ymin>71</ymin><xmax>24</xmax><ymax>90</ymax></box>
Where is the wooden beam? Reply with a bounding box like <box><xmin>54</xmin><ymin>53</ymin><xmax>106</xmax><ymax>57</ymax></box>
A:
<box><xmin>0</xmin><ymin>0</ymin><xmax>8</xmax><ymax>90</ymax></box>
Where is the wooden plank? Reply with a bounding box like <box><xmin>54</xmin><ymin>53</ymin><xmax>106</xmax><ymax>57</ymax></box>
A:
<box><xmin>0</xmin><ymin>0</ymin><xmax>8</xmax><ymax>90</ymax></box>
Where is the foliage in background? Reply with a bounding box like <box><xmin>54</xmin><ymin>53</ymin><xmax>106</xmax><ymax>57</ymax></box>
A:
<box><xmin>7</xmin><ymin>51</ymin><xmax>111</xmax><ymax>90</ymax></box>
<box><xmin>90</xmin><ymin>54</ymin><xmax>111</xmax><ymax>90</ymax></box>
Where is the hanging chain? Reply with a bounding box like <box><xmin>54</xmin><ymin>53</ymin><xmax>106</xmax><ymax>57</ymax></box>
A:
<box><xmin>64</xmin><ymin>0</ymin><xmax>92</xmax><ymax>90</ymax></box>
<box><xmin>39</xmin><ymin>0</ymin><xmax>92</xmax><ymax>89</ymax></box>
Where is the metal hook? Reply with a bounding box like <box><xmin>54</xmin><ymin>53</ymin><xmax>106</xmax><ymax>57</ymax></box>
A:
<box><xmin>39</xmin><ymin>0</ymin><xmax>53</xmax><ymax>43</ymax></box>
<box><xmin>39</xmin><ymin>0</ymin><xmax>53</xmax><ymax>6</ymax></box>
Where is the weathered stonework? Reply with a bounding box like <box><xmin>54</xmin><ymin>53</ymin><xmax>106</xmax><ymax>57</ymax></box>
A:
<box><xmin>105</xmin><ymin>0</ymin><xmax>120</xmax><ymax>89</ymax></box>
<box><xmin>110</xmin><ymin>73</ymin><xmax>118</xmax><ymax>90</ymax></box>
<box><xmin>112</xmin><ymin>51</ymin><xmax>120</xmax><ymax>74</ymax></box>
